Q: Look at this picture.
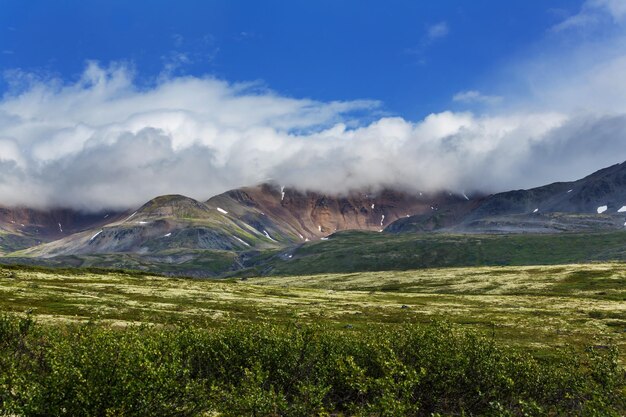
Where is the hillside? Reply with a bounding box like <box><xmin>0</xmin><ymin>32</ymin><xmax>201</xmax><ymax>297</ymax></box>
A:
<box><xmin>16</xmin><ymin>185</ymin><xmax>461</xmax><ymax>258</ymax></box>
<box><xmin>0</xmin><ymin>206</ymin><xmax>123</xmax><ymax>254</ymax></box>
<box><xmin>390</xmin><ymin>161</ymin><xmax>626</xmax><ymax>233</ymax></box>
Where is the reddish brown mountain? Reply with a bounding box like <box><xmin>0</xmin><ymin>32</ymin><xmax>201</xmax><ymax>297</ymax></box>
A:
<box><xmin>206</xmin><ymin>183</ymin><xmax>466</xmax><ymax>241</ymax></box>
<box><xmin>16</xmin><ymin>184</ymin><xmax>467</xmax><ymax>257</ymax></box>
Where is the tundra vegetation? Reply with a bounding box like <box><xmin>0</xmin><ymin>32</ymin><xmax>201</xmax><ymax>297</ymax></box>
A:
<box><xmin>8</xmin><ymin>230</ymin><xmax>626</xmax><ymax>277</ymax></box>
<box><xmin>0</xmin><ymin>263</ymin><xmax>624</xmax><ymax>416</ymax></box>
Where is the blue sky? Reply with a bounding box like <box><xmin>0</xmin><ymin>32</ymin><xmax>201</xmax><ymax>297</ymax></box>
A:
<box><xmin>1</xmin><ymin>0</ymin><xmax>583</xmax><ymax>119</ymax></box>
<box><xmin>1</xmin><ymin>0</ymin><xmax>626</xmax><ymax>209</ymax></box>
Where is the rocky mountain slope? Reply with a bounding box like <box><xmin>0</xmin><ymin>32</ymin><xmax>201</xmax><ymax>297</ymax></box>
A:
<box><xmin>389</xmin><ymin>161</ymin><xmax>626</xmax><ymax>233</ymax></box>
<box><xmin>16</xmin><ymin>184</ymin><xmax>463</xmax><ymax>258</ymax></box>
<box><xmin>0</xmin><ymin>206</ymin><xmax>121</xmax><ymax>254</ymax></box>
<box><xmin>207</xmin><ymin>184</ymin><xmax>462</xmax><ymax>238</ymax></box>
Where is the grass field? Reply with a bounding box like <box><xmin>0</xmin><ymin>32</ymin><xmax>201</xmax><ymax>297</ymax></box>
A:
<box><xmin>1</xmin><ymin>262</ymin><xmax>624</xmax><ymax>363</ymax></box>
<box><xmin>250</xmin><ymin>230</ymin><xmax>626</xmax><ymax>276</ymax></box>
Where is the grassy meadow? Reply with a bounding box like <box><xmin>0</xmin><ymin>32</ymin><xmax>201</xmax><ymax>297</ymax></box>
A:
<box><xmin>0</xmin><ymin>262</ymin><xmax>624</xmax><ymax>361</ymax></box>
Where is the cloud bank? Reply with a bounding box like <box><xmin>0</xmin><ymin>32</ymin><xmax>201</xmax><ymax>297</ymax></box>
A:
<box><xmin>0</xmin><ymin>63</ymin><xmax>624</xmax><ymax>211</ymax></box>
<box><xmin>1</xmin><ymin>4</ymin><xmax>626</xmax><ymax>211</ymax></box>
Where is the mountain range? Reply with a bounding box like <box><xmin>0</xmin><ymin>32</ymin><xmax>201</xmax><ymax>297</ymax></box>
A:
<box><xmin>2</xmin><ymin>161</ymin><xmax>626</xmax><ymax>276</ymax></box>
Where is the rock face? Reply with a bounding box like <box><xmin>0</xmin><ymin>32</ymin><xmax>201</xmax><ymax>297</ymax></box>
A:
<box><xmin>389</xmin><ymin>161</ymin><xmax>626</xmax><ymax>234</ymax></box>
<box><xmin>207</xmin><ymin>184</ymin><xmax>465</xmax><ymax>240</ymax></box>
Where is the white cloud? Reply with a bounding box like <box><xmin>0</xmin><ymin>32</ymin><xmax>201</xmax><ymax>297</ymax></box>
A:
<box><xmin>0</xmin><ymin>62</ymin><xmax>385</xmax><ymax>209</ymax></box>
<box><xmin>591</xmin><ymin>0</ymin><xmax>626</xmax><ymax>21</ymax></box>
<box><xmin>0</xmin><ymin>61</ymin><xmax>624</xmax><ymax>211</ymax></box>
<box><xmin>552</xmin><ymin>0</ymin><xmax>626</xmax><ymax>31</ymax></box>
<box><xmin>160</xmin><ymin>51</ymin><xmax>192</xmax><ymax>76</ymax></box>
<box><xmin>405</xmin><ymin>22</ymin><xmax>450</xmax><ymax>59</ymax></box>
<box><xmin>453</xmin><ymin>90</ymin><xmax>503</xmax><ymax>105</ymax></box>
<box><xmin>427</xmin><ymin>22</ymin><xmax>449</xmax><ymax>40</ymax></box>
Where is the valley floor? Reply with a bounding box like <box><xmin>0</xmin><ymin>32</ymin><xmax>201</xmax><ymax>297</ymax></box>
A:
<box><xmin>1</xmin><ymin>262</ymin><xmax>624</xmax><ymax>362</ymax></box>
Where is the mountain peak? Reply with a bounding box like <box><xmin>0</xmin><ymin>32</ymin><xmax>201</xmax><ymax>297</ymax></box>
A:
<box><xmin>134</xmin><ymin>195</ymin><xmax>212</xmax><ymax>219</ymax></box>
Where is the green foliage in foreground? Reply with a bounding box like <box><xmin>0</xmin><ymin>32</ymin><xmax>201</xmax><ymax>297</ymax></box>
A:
<box><xmin>0</xmin><ymin>315</ymin><xmax>624</xmax><ymax>417</ymax></box>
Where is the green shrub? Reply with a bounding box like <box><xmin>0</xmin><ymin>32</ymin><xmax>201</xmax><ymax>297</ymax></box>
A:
<box><xmin>0</xmin><ymin>315</ymin><xmax>623</xmax><ymax>416</ymax></box>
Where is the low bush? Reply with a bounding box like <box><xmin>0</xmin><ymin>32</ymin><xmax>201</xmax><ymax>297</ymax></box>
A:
<box><xmin>0</xmin><ymin>314</ymin><xmax>623</xmax><ymax>416</ymax></box>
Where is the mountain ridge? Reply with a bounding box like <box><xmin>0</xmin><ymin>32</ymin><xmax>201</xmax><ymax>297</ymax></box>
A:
<box><xmin>17</xmin><ymin>184</ymin><xmax>457</xmax><ymax>258</ymax></box>
<box><xmin>389</xmin><ymin>161</ymin><xmax>626</xmax><ymax>233</ymax></box>
<box><xmin>3</xmin><ymin>161</ymin><xmax>626</xmax><ymax>276</ymax></box>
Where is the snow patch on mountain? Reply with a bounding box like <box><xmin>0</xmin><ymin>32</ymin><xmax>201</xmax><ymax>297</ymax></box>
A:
<box><xmin>234</xmin><ymin>236</ymin><xmax>250</xmax><ymax>246</ymax></box>
<box><xmin>263</xmin><ymin>230</ymin><xmax>277</xmax><ymax>242</ymax></box>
